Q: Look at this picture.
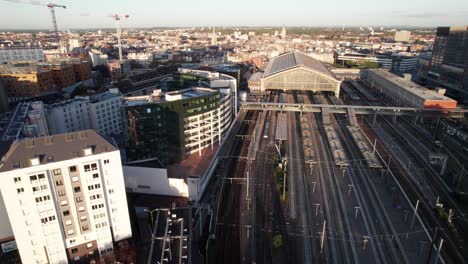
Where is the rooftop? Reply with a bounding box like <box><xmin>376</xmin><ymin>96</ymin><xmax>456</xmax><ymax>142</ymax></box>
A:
<box><xmin>263</xmin><ymin>51</ymin><xmax>335</xmax><ymax>79</ymax></box>
<box><xmin>123</xmin><ymin>87</ymin><xmax>217</xmax><ymax>107</ymax></box>
<box><xmin>88</xmin><ymin>89</ymin><xmax>121</xmax><ymax>103</ymax></box>
<box><xmin>0</xmin><ymin>130</ymin><xmax>118</xmax><ymax>172</ymax></box>
<box><xmin>369</xmin><ymin>69</ymin><xmax>457</xmax><ymax>102</ymax></box>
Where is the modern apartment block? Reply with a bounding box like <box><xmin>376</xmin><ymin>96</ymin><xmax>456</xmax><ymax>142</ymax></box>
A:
<box><xmin>0</xmin><ymin>47</ymin><xmax>44</xmax><ymax>64</ymax></box>
<box><xmin>0</xmin><ymin>65</ymin><xmax>56</xmax><ymax>102</ymax></box>
<box><xmin>123</xmin><ymin>86</ymin><xmax>233</xmax><ymax>164</ymax></box>
<box><xmin>85</xmin><ymin>89</ymin><xmax>124</xmax><ymax>136</ymax></box>
<box><xmin>88</xmin><ymin>49</ymin><xmax>108</xmax><ymax>67</ymax></box>
<box><xmin>108</xmin><ymin>60</ymin><xmax>130</xmax><ymax>80</ymax></box>
<box><xmin>0</xmin><ymin>59</ymin><xmax>92</xmax><ymax>102</ymax></box>
<box><xmin>0</xmin><ymin>130</ymin><xmax>132</xmax><ymax>263</ymax></box>
<box><xmin>416</xmin><ymin>26</ymin><xmax>468</xmax><ymax>103</ymax></box>
<box><xmin>46</xmin><ymin>98</ymin><xmax>91</xmax><ymax>135</ymax></box>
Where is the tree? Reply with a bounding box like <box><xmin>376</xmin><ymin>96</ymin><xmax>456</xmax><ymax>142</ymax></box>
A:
<box><xmin>149</xmin><ymin>59</ymin><xmax>160</xmax><ymax>69</ymax></box>
<box><xmin>272</xmin><ymin>234</ymin><xmax>283</xmax><ymax>249</ymax></box>
<box><xmin>129</xmin><ymin>59</ymin><xmax>144</xmax><ymax>70</ymax></box>
<box><xmin>92</xmin><ymin>65</ymin><xmax>110</xmax><ymax>78</ymax></box>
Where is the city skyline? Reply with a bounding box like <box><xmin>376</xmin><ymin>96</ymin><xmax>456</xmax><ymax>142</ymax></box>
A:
<box><xmin>0</xmin><ymin>0</ymin><xmax>467</xmax><ymax>30</ymax></box>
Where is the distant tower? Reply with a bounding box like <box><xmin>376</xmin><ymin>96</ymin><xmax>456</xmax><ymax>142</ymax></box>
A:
<box><xmin>342</xmin><ymin>24</ymin><xmax>345</xmax><ymax>31</ymax></box>
<box><xmin>281</xmin><ymin>25</ymin><xmax>287</xmax><ymax>39</ymax></box>
<box><xmin>211</xmin><ymin>26</ymin><xmax>217</xmax><ymax>46</ymax></box>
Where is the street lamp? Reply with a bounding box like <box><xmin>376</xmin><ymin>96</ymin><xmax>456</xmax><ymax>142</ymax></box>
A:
<box><xmin>145</xmin><ymin>208</ymin><xmax>170</xmax><ymax>264</ymax></box>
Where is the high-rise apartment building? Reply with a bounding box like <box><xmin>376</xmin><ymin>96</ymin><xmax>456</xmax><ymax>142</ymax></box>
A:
<box><xmin>0</xmin><ymin>130</ymin><xmax>132</xmax><ymax>263</ymax></box>
<box><xmin>416</xmin><ymin>26</ymin><xmax>468</xmax><ymax>103</ymax></box>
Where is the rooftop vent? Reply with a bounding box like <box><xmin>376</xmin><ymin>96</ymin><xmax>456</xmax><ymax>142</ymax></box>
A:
<box><xmin>79</xmin><ymin>131</ymin><xmax>88</xmax><ymax>139</ymax></box>
<box><xmin>65</xmin><ymin>134</ymin><xmax>74</xmax><ymax>142</ymax></box>
<box><xmin>44</xmin><ymin>137</ymin><xmax>54</xmax><ymax>145</ymax></box>
<box><xmin>30</xmin><ymin>157</ymin><xmax>40</xmax><ymax>166</ymax></box>
<box><xmin>25</xmin><ymin>140</ymin><xmax>35</xmax><ymax>148</ymax></box>
<box><xmin>83</xmin><ymin>147</ymin><xmax>93</xmax><ymax>156</ymax></box>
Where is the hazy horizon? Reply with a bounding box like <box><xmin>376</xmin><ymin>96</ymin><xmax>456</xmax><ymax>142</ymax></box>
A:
<box><xmin>0</xmin><ymin>0</ymin><xmax>466</xmax><ymax>30</ymax></box>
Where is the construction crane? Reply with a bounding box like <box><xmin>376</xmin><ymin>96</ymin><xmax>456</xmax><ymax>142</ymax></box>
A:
<box><xmin>109</xmin><ymin>14</ymin><xmax>129</xmax><ymax>61</ymax></box>
<box><xmin>2</xmin><ymin>0</ymin><xmax>66</xmax><ymax>43</ymax></box>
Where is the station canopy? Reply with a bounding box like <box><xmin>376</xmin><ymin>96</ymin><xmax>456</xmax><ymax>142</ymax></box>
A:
<box><xmin>261</xmin><ymin>52</ymin><xmax>341</xmax><ymax>94</ymax></box>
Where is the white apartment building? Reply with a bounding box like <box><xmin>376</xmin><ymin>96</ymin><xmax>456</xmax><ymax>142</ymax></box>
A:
<box><xmin>0</xmin><ymin>130</ymin><xmax>132</xmax><ymax>264</ymax></box>
<box><xmin>85</xmin><ymin>89</ymin><xmax>124</xmax><ymax>136</ymax></box>
<box><xmin>46</xmin><ymin>98</ymin><xmax>91</xmax><ymax>135</ymax></box>
<box><xmin>0</xmin><ymin>47</ymin><xmax>44</xmax><ymax>64</ymax></box>
<box><xmin>88</xmin><ymin>49</ymin><xmax>108</xmax><ymax>67</ymax></box>
<box><xmin>394</xmin><ymin>30</ymin><xmax>411</xmax><ymax>42</ymax></box>
<box><xmin>127</xmin><ymin>52</ymin><xmax>153</xmax><ymax>61</ymax></box>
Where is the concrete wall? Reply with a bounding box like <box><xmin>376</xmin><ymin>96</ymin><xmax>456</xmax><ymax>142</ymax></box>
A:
<box><xmin>0</xmin><ymin>193</ymin><xmax>14</xmax><ymax>243</ymax></box>
<box><xmin>123</xmin><ymin>166</ymin><xmax>188</xmax><ymax>197</ymax></box>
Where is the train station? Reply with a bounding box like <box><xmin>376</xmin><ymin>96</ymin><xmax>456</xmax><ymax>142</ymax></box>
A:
<box><xmin>260</xmin><ymin>51</ymin><xmax>341</xmax><ymax>94</ymax></box>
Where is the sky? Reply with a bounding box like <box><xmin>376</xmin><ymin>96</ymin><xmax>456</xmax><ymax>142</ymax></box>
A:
<box><xmin>0</xmin><ymin>0</ymin><xmax>467</xmax><ymax>30</ymax></box>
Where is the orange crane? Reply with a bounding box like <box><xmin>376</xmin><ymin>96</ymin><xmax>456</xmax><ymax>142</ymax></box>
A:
<box><xmin>2</xmin><ymin>0</ymin><xmax>66</xmax><ymax>43</ymax></box>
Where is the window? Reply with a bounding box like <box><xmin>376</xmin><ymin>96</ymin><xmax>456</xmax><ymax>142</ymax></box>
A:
<box><xmin>76</xmin><ymin>196</ymin><xmax>83</xmax><ymax>203</ymax></box>
<box><xmin>74</xmin><ymin>187</ymin><xmax>81</xmax><ymax>193</ymax></box>
<box><xmin>63</xmin><ymin>210</ymin><xmax>70</xmax><ymax>216</ymax></box>
<box><xmin>58</xmin><ymin>190</ymin><xmax>66</xmax><ymax>197</ymax></box>
<box><xmin>78</xmin><ymin>206</ymin><xmax>85</xmax><ymax>212</ymax></box>
<box><xmin>32</xmin><ymin>186</ymin><xmax>39</xmax><ymax>192</ymax></box>
<box><xmin>65</xmin><ymin>220</ymin><xmax>72</xmax><ymax>226</ymax></box>
<box><xmin>38</xmin><ymin>174</ymin><xmax>45</xmax><ymax>179</ymax></box>
<box><xmin>30</xmin><ymin>175</ymin><xmax>38</xmax><ymax>181</ymax></box>
<box><xmin>56</xmin><ymin>180</ymin><xmax>63</xmax><ymax>186</ymax></box>
<box><xmin>17</xmin><ymin>188</ymin><xmax>24</xmax><ymax>194</ymax></box>
<box><xmin>91</xmin><ymin>163</ymin><xmax>97</xmax><ymax>171</ymax></box>
<box><xmin>61</xmin><ymin>200</ymin><xmax>68</xmax><ymax>206</ymax></box>
<box><xmin>87</xmin><ymin>243</ymin><xmax>93</xmax><ymax>248</ymax></box>
<box><xmin>80</xmin><ymin>216</ymin><xmax>87</xmax><ymax>222</ymax></box>
<box><xmin>104</xmin><ymin>159</ymin><xmax>110</xmax><ymax>164</ymax></box>
<box><xmin>14</xmin><ymin>177</ymin><xmax>21</xmax><ymax>183</ymax></box>
<box><xmin>53</xmin><ymin>169</ymin><xmax>61</xmax><ymax>175</ymax></box>
<box><xmin>92</xmin><ymin>173</ymin><xmax>99</xmax><ymax>179</ymax></box>
<box><xmin>82</xmin><ymin>225</ymin><xmax>89</xmax><ymax>231</ymax></box>
<box><xmin>84</xmin><ymin>165</ymin><xmax>90</xmax><ymax>172</ymax></box>
<box><xmin>72</xmin><ymin>176</ymin><xmax>79</xmax><ymax>182</ymax></box>
<box><xmin>69</xmin><ymin>166</ymin><xmax>77</xmax><ymax>173</ymax></box>
<box><xmin>71</xmin><ymin>248</ymin><xmax>78</xmax><ymax>254</ymax></box>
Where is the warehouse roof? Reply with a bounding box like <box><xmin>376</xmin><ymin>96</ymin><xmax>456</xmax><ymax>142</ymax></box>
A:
<box><xmin>263</xmin><ymin>51</ymin><xmax>335</xmax><ymax>79</ymax></box>
<box><xmin>0</xmin><ymin>130</ymin><xmax>117</xmax><ymax>172</ymax></box>
<box><xmin>369</xmin><ymin>69</ymin><xmax>456</xmax><ymax>102</ymax></box>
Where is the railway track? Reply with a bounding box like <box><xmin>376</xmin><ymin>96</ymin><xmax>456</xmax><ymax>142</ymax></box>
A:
<box><xmin>215</xmin><ymin>110</ymin><xmax>258</xmax><ymax>264</ymax></box>
<box><xmin>344</xmin><ymin>81</ymin><xmax>466</xmax><ymax>263</ymax></box>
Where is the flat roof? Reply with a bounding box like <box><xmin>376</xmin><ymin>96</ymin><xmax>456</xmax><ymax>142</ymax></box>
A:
<box><xmin>368</xmin><ymin>69</ymin><xmax>457</xmax><ymax>102</ymax></box>
<box><xmin>123</xmin><ymin>87</ymin><xmax>217</xmax><ymax>107</ymax></box>
<box><xmin>0</xmin><ymin>130</ymin><xmax>118</xmax><ymax>172</ymax></box>
<box><xmin>263</xmin><ymin>51</ymin><xmax>335</xmax><ymax>79</ymax></box>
